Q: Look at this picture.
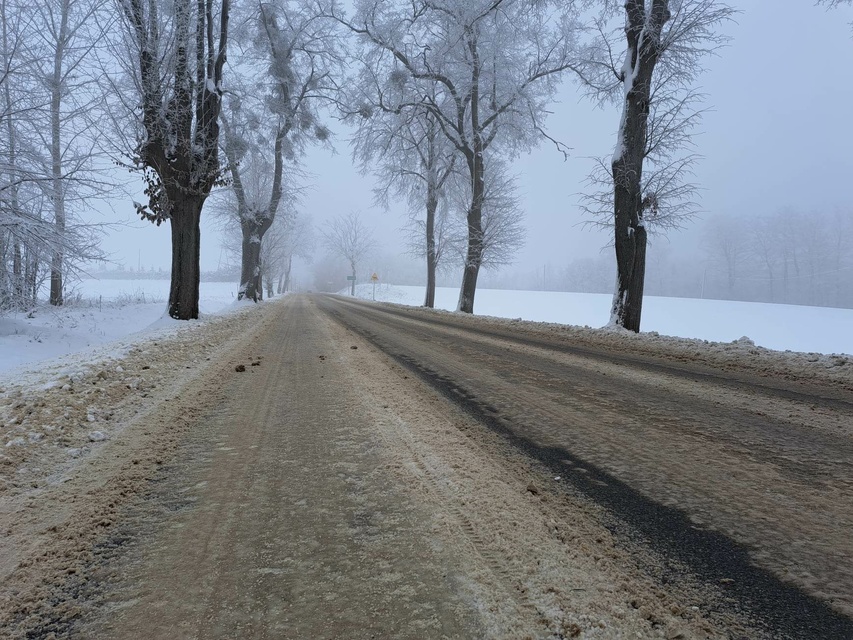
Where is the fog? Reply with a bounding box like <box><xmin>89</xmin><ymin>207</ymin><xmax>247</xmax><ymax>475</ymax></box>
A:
<box><xmin>95</xmin><ymin>0</ymin><xmax>853</xmax><ymax>307</ymax></box>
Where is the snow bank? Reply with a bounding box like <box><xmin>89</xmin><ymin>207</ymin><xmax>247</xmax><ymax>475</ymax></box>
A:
<box><xmin>348</xmin><ymin>284</ymin><xmax>853</xmax><ymax>356</ymax></box>
<box><xmin>0</xmin><ymin>279</ymin><xmax>241</xmax><ymax>376</ymax></box>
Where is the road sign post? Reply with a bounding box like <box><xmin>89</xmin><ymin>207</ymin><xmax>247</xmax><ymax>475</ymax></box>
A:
<box><xmin>346</xmin><ymin>274</ymin><xmax>356</xmax><ymax>296</ymax></box>
<box><xmin>370</xmin><ymin>273</ymin><xmax>379</xmax><ymax>300</ymax></box>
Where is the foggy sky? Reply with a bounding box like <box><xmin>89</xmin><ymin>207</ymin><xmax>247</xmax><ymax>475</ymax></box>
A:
<box><xmin>94</xmin><ymin>0</ymin><xmax>853</xmax><ymax>279</ymax></box>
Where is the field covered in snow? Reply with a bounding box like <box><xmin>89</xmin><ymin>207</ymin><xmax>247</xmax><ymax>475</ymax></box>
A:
<box><xmin>2</xmin><ymin>278</ymin><xmax>851</xmax><ymax>380</ymax></box>
<box><xmin>355</xmin><ymin>283</ymin><xmax>853</xmax><ymax>356</ymax></box>
<box><xmin>0</xmin><ymin>279</ymin><xmax>239</xmax><ymax>375</ymax></box>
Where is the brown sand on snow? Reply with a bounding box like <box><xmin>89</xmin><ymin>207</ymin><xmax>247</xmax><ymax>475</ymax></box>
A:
<box><xmin>2</xmin><ymin>294</ymin><xmax>848</xmax><ymax>638</ymax></box>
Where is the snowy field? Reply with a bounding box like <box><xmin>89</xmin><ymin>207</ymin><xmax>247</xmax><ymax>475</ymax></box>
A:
<box><xmin>354</xmin><ymin>284</ymin><xmax>853</xmax><ymax>356</ymax></box>
<box><xmin>0</xmin><ymin>279</ymin><xmax>240</xmax><ymax>374</ymax></box>
<box><xmin>3</xmin><ymin>278</ymin><xmax>851</xmax><ymax>379</ymax></box>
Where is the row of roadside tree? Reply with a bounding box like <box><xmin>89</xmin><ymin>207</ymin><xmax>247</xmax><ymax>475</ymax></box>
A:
<box><xmin>2</xmin><ymin>0</ymin><xmax>848</xmax><ymax>330</ymax></box>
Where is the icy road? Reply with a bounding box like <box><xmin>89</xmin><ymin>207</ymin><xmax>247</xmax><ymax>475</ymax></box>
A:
<box><xmin>1</xmin><ymin>294</ymin><xmax>851</xmax><ymax>639</ymax></box>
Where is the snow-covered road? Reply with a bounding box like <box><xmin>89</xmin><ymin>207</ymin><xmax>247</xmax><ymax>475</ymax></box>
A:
<box><xmin>1</xmin><ymin>295</ymin><xmax>851</xmax><ymax>639</ymax></box>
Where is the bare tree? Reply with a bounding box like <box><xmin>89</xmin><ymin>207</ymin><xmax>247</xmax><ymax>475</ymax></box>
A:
<box><xmin>327</xmin><ymin>0</ymin><xmax>580</xmax><ymax>313</ymax></box>
<box><xmin>748</xmin><ymin>215</ymin><xmax>780</xmax><ymax>302</ymax></box>
<box><xmin>221</xmin><ymin>0</ymin><xmax>338</xmax><ymax>302</ymax></box>
<box><xmin>29</xmin><ymin>0</ymin><xmax>111</xmax><ymax>306</ymax></box>
<box><xmin>702</xmin><ymin>214</ymin><xmax>749</xmax><ymax>298</ymax></box>
<box><xmin>0</xmin><ymin>0</ymin><xmax>42</xmax><ymax>309</ymax></box>
<box><xmin>402</xmin><ymin>188</ymin><xmax>456</xmax><ymax>298</ymax></box>
<box><xmin>350</xmin><ymin>93</ymin><xmax>455</xmax><ymax>307</ymax></box>
<box><xmin>322</xmin><ymin>211</ymin><xmax>374</xmax><ymax>295</ymax></box>
<box><xmin>446</xmin><ymin>157</ymin><xmax>525</xmax><ymax>271</ymax></box>
<box><xmin>254</xmin><ymin>211</ymin><xmax>314</xmax><ymax>297</ymax></box>
<box><xmin>0</xmin><ymin>0</ymin><xmax>105</xmax><ymax>310</ymax></box>
<box><xmin>576</xmin><ymin>0</ymin><xmax>734</xmax><ymax>331</ymax></box>
<box><xmin>275</xmin><ymin>211</ymin><xmax>313</xmax><ymax>293</ymax></box>
<box><xmin>114</xmin><ymin>0</ymin><xmax>230</xmax><ymax>319</ymax></box>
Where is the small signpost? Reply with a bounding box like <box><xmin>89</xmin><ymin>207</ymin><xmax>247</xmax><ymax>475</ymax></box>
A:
<box><xmin>370</xmin><ymin>272</ymin><xmax>379</xmax><ymax>300</ymax></box>
<box><xmin>346</xmin><ymin>274</ymin><xmax>356</xmax><ymax>296</ymax></box>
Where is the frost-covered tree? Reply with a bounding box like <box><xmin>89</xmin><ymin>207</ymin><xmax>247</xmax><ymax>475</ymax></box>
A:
<box><xmin>328</xmin><ymin>0</ymin><xmax>580</xmax><ymax>313</ymax></box>
<box><xmin>274</xmin><ymin>211</ymin><xmax>313</xmax><ymax>293</ymax></box>
<box><xmin>322</xmin><ymin>210</ymin><xmax>374</xmax><ymax>295</ymax></box>
<box><xmin>0</xmin><ymin>0</ymin><xmax>105</xmax><ymax>311</ymax></box>
<box><xmin>0</xmin><ymin>0</ymin><xmax>33</xmax><ymax>308</ymax></box>
<box><xmin>113</xmin><ymin>0</ymin><xmax>230</xmax><ymax>319</ymax></box>
<box><xmin>255</xmin><ymin>210</ymin><xmax>313</xmax><ymax>296</ymax></box>
<box><xmin>575</xmin><ymin>0</ymin><xmax>734</xmax><ymax>331</ymax></box>
<box><xmin>31</xmin><ymin>0</ymin><xmax>110</xmax><ymax>306</ymax></box>
<box><xmin>446</xmin><ymin>157</ymin><xmax>525</xmax><ymax>271</ymax></box>
<box><xmin>350</xmin><ymin>92</ymin><xmax>455</xmax><ymax>307</ymax></box>
<box><xmin>221</xmin><ymin>0</ymin><xmax>338</xmax><ymax>302</ymax></box>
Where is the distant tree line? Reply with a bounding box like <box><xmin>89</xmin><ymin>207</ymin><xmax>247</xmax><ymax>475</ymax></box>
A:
<box><xmin>483</xmin><ymin>208</ymin><xmax>853</xmax><ymax>310</ymax></box>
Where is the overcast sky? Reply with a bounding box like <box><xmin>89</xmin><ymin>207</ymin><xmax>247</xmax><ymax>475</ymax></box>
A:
<box><xmin>95</xmin><ymin>0</ymin><xmax>853</xmax><ymax>277</ymax></box>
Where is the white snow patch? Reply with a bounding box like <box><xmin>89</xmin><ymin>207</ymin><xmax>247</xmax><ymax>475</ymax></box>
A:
<box><xmin>0</xmin><ymin>279</ymin><xmax>240</xmax><ymax>377</ymax></box>
<box><xmin>344</xmin><ymin>284</ymin><xmax>853</xmax><ymax>356</ymax></box>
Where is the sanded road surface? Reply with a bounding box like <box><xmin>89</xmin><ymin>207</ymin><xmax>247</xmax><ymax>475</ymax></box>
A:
<box><xmin>1</xmin><ymin>294</ymin><xmax>851</xmax><ymax>639</ymax></box>
<box><xmin>315</xmin><ymin>295</ymin><xmax>853</xmax><ymax>639</ymax></box>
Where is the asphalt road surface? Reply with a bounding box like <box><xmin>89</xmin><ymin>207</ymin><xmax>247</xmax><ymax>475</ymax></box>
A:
<box><xmin>2</xmin><ymin>294</ymin><xmax>851</xmax><ymax>639</ymax></box>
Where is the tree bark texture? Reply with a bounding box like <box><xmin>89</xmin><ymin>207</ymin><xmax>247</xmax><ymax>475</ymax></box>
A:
<box><xmin>49</xmin><ymin>0</ymin><xmax>69</xmax><ymax>306</ymax></box>
<box><xmin>123</xmin><ymin>0</ymin><xmax>229</xmax><ymax>320</ymax></box>
<box><xmin>282</xmin><ymin>256</ymin><xmax>292</xmax><ymax>294</ymax></box>
<box><xmin>610</xmin><ymin>0</ymin><xmax>670</xmax><ymax>332</ymax></box>
<box><xmin>239</xmin><ymin>217</ymin><xmax>272</xmax><ymax>303</ymax></box>
<box><xmin>424</xmin><ymin>190</ymin><xmax>437</xmax><ymax>308</ymax></box>
<box><xmin>168</xmin><ymin>196</ymin><xmax>203</xmax><ymax>320</ymax></box>
<box><xmin>457</xmin><ymin>147</ymin><xmax>484</xmax><ymax>314</ymax></box>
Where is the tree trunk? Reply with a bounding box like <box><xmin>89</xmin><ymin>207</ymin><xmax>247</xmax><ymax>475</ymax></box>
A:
<box><xmin>12</xmin><ymin>240</ymin><xmax>22</xmax><ymax>302</ymax></box>
<box><xmin>424</xmin><ymin>191</ymin><xmax>437</xmax><ymax>308</ymax></box>
<box><xmin>49</xmin><ymin>0</ymin><xmax>68</xmax><ymax>307</ymax></box>
<box><xmin>458</xmin><ymin>31</ymin><xmax>485</xmax><ymax>315</ymax></box>
<box><xmin>50</xmin><ymin>245</ymin><xmax>63</xmax><ymax>306</ymax></box>
<box><xmin>28</xmin><ymin>254</ymin><xmax>37</xmax><ymax>304</ymax></box>
<box><xmin>350</xmin><ymin>264</ymin><xmax>356</xmax><ymax>296</ymax></box>
<box><xmin>609</xmin><ymin>0</ymin><xmax>668</xmax><ymax>332</ymax></box>
<box><xmin>239</xmin><ymin>219</ymin><xmax>265</xmax><ymax>302</ymax></box>
<box><xmin>22</xmin><ymin>250</ymin><xmax>37</xmax><ymax>306</ymax></box>
<box><xmin>457</xmin><ymin>150</ymin><xmax>484</xmax><ymax>314</ymax></box>
<box><xmin>168</xmin><ymin>196</ymin><xmax>203</xmax><ymax>319</ymax></box>
<box><xmin>609</xmin><ymin>169</ymin><xmax>647</xmax><ymax>332</ymax></box>
<box><xmin>282</xmin><ymin>255</ymin><xmax>292</xmax><ymax>293</ymax></box>
<box><xmin>621</xmin><ymin>224</ymin><xmax>647</xmax><ymax>331</ymax></box>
